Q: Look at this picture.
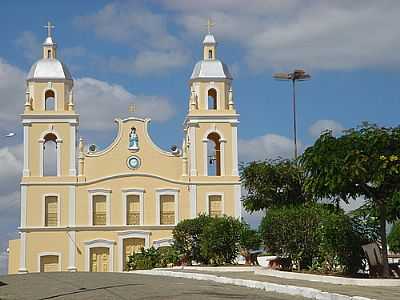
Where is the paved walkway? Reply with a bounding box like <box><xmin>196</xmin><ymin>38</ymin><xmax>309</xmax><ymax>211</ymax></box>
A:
<box><xmin>169</xmin><ymin>269</ymin><xmax>400</xmax><ymax>300</ymax></box>
<box><xmin>0</xmin><ymin>272</ymin><xmax>307</xmax><ymax>300</ymax></box>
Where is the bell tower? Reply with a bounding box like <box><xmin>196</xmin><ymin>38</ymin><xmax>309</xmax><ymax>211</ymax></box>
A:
<box><xmin>183</xmin><ymin>20</ymin><xmax>241</xmax><ymax>219</ymax></box>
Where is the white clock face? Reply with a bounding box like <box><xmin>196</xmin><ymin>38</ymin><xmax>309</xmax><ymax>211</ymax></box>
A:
<box><xmin>127</xmin><ymin>155</ymin><xmax>141</xmax><ymax>170</ymax></box>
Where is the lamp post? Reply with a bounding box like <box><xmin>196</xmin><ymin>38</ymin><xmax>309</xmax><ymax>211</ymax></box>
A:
<box><xmin>273</xmin><ymin>69</ymin><xmax>311</xmax><ymax>160</ymax></box>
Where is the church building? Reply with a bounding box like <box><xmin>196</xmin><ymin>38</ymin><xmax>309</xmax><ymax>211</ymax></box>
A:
<box><xmin>8</xmin><ymin>22</ymin><xmax>240</xmax><ymax>273</ymax></box>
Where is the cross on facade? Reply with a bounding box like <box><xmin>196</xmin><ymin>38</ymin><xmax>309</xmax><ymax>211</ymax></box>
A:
<box><xmin>205</xmin><ymin>18</ymin><xmax>215</xmax><ymax>34</ymax></box>
<box><xmin>44</xmin><ymin>21</ymin><xmax>55</xmax><ymax>37</ymax></box>
<box><xmin>128</xmin><ymin>104</ymin><xmax>136</xmax><ymax>114</ymax></box>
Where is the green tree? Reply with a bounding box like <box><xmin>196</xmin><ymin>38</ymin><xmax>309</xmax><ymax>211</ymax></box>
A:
<box><xmin>388</xmin><ymin>222</ymin><xmax>400</xmax><ymax>253</ymax></box>
<box><xmin>240</xmin><ymin>158</ymin><xmax>309</xmax><ymax>212</ymax></box>
<box><xmin>300</xmin><ymin>124</ymin><xmax>400</xmax><ymax>277</ymax></box>
<box><xmin>239</xmin><ymin>223</ymin><xmax>262</xmax><ymax>265</ymax></box>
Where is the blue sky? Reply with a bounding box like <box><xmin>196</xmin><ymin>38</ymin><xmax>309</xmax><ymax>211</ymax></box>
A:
<box><xmin>0</xmin><ymin>1</ymin><xmax>400</xmax><ymax>273</ymax></box>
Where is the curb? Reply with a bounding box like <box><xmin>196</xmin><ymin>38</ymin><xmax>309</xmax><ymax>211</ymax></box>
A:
<box><xmin>133</xmin><ymin>270</ymin><xmax>375</xmax><ymax>300</ymax></box>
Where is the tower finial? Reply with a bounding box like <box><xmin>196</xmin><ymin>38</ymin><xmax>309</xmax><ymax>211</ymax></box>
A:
<box><xmin>44</xmin><ymin>21</ymin><xmax>55</xmax><ymax>38</ymax></box>
<box><xmin>205</xmin><ymin>18</ymin><xmax>215</xmax><ymax>34</ymax></box>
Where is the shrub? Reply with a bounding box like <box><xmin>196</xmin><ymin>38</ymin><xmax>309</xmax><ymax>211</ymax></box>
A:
<box><xmin>239</xmin><ymin>223</ymin><xmax>262</xmax><ymax>264</ymax></box>
<box><xmin>172</xmin><ymin>214</ymin><xmax>212</xmax><ymax>264</ymax></box>
<box><xmin>126</xmin><ymin>246</ymin><xmax>181</xmax><ymax>270</ymax></box>
<box><xmin>200</xmin><ymin>216</ymin><xmax>242</xmax><ymax>265</ymax></box>
<box><xmin>259</xmin><ymin>203</ymin><xmax>363</xmax><ymax>274</ymax></box>
<box><xmin>388</xmin><ymin>222</ymin><xmax>400</xmax><ymax>253</ymax></box>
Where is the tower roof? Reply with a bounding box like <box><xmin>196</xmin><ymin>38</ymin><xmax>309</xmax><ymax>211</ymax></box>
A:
<box><xmin>190</xmin><ymin>60</ymin><xmax>232</xmax><ymax>80</ymax></box>
<box><xmin>203</xmin><ymin>34</ymin><xmax>216</xmax><ymax>44</ymax></box>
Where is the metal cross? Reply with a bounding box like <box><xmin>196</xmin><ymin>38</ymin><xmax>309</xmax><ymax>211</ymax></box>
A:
<box><xmin>44</xmin><ymin>21</ymin><xmax>55</xmax><ymax>37</ymax></box>
<box><xmin>205</xmin><ymin>18</ymin><xmax>215</xmax><ymax>34</ymax></box>
<box><xmin>128</xmin><ymin>104</ymin><xmax>136</xmax><ymax>114</ymax></box>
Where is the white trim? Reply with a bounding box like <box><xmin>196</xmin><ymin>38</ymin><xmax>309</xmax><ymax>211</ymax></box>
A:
<box><xmin>67</xmin><ymin>231</ymin><xmax>77</xmax><ymax>271</ymax></box>
<box><xmin>152</xmin><ymin>238</ymin><xmax>173</xmax><ymax>249</ymax></box>
<box><xmin>202</xmin><ymin>140</ymin><xmax>208</xmax><ymax>176</ymax></box>
<box><xmin>189</xmin><ymin>125</ymin><xmax>197</xmax><ymax>176</ymax></box>
<box><xmin>57</xmin><ymin>139</ymin><xmax>62</xmax><ymax>176</ymax></box>
<box><xmin>69</xmin><ymin>124</ymin><xmax>77</xmax><ymax>176</ymax></box>
<box><xmin>18</xmin><ymin>232</ymin><xmax>27</xmax><ymax>273</ymax></box>
<box><xmin>202</xmin><ymin>128</ymin><xmax>226</xmax><ymax>141</ymax></box>
<box><xmin>220</xmin><ymin>140</ymin><xmax>226</xmax><ymax>176</ymax></box>
<box><xmin>39</xmin><ymin>129</ymin><xmax>63</xmax><ymax>177</ymax></box>
<box><xmin>231</xmin><ymin>124</ymin><xmax>239</xmax><ymax>176</ymax></box>
<box><xmin>88</xmin><ymin>189</ymin><xmax>111</xmax><ymax>226</ymax></box>
<box><xmin>155</xmin><ymin>189</ymin><xmax>179</xmax><ymax>225</ymax></box>
<box><xmin>68</xmin><ymin>186</ymin><xmax>76</xmax><ymax>226</ymax></box>
<box><xmin>205</xmin><ymin>192</ymin><xmax>224</xmax><ymax>216</ymax></box>
<box><xmin>84</xmin><ymin>239</ymin><xmax>115</xmax><ymax>272</ymax></box>
<box><xmin>42</xmin><ymin>88</ymin><xmax>58</xmax><ymax>111</ymax></box>
<box><xmin>117</xmin><ymin>230</ymin><xmax>150</xmax><ymax>272</ymax></box>
<box><xmin>37</xmin><ymin>252</ymin><xmax>62</xmax><ymax>272</ymax></box>
<box><xmin>23</xmin><ymin>123</ymin><xmax>30</xmax><ymax>176</ymax></box>
<box><xmin>20</xmin><ymin>186</ymin><xmax>27</xmax><ymax>228</ymax></box>
<box><xmin>22</xmin><ymin>117</ymin><xmax>79</xmax><ymax>124</ymax></box>
<box><xmin>234</xmin><ymin>184</ymin><xmax>242</xmax><ymax>219</ymax></box>
<box><xmin>122</xmin><ymin>189</ymin><xmax>144</xmax><ymax>225</ymax></box>
<box><xmin>20</xmin><ymin>225</ymin><xmax>176</xmax><ymax>232</ymax></box>
<box><xmin>189</xmin><ymin>184</ymin><xmax>197</xmax><ymax>218</ymax></box>
<box><xmin>42</xmin><ymin>193</ymin><xmax>61</xmax><ymax>227</ymax></box>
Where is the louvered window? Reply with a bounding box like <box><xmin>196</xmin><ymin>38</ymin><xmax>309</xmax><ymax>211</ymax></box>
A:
<box><xmin>93</xmin><ymin>195</ymin><xmax>106</xmax><ymax>225</ymax></box>
<box><xmin>45</xmin><ymin>196</ymin><xmax>58</xmax><ymax>226</ymax></box>
<box><xmin>127</xmin><ymin>195</ymin><xmax>140</xmax><ymax>225</ymax></box>
<box><xmin>209</xmin><ymin>195</ymin><xmax>222</xmax><ymax>217</ymax></box>
<box><xmin>160</xmin><ymin>195</ymin><xmax>175</xmax><ymax>225</ymax></box>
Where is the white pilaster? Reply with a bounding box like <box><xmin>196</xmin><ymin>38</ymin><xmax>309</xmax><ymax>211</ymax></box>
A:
<box><xmin>23</xmin><ymin>123</ymin><xmax>31</xmax><ymax>176</ymax></box>
<box><xmin>220</xmin><ymin>139</ymin><xmax>226</xmax><ymax>176</ymax></box>
<box><xmin>189</xmin><ymin>184</ymin><xmax>197</xmax><ymax>218</ymax></box>
<box><xmin>202</xmin><ymin>140</ymin><xmax>208</xmax><ymax>176</ymax></box>
<box><xmin>20</xmin><ymin>186</ymin><xmax>27</xmax><ymax>228</ymax></box>
<box><xmin>69</xmin><ymin>124</ymin><xmax>77</xmax><ymax>176</ymax></box>
<box><xmin>67</xmin><ymin>230</ymin><xmax>77</xmax><ymax>271</ymax></box>
<box><xmin>39</xmin><ymin>140</ymin><xmax>44</xmax><ymax>177</ymax></box>
<box><xmin>234</xmin><ymin>184</ymin><xmax>242</xmax><ymax>219</ymax></box>
<box><xmin>18</xmin><ymin>232</ymin><xmax>27</xmax><ymax>273</ymax></box>
<box><xmin>56</xmin><ymin>139</ymin><xmax>62</xmax><ymax>176</ymax></box>
<box><xmin>231</xmin><ymin>124</ymin><xmax>239</xmax><ymax>176</ymax></box>
<box><xmin>68</xmin><ymin>185</ymin><xmax>76</xmax><ymax>226</ymax></box>
<box><xmin>189</xmin><ymin>125</ymin><xmax>197</xmax><ymax>176</ymax></box>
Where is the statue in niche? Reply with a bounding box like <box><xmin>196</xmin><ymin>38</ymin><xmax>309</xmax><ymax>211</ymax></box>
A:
<box><xmin>128</xmin><ymin>127</ymin><xmax>139</xmax><ymax>151</ymax></box>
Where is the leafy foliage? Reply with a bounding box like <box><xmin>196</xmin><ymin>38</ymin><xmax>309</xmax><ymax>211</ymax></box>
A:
<box><xmin>172</xmin><ymin>214</ymin><xmax>212</xmax><ymax>264</ymax></box>
<box><xmin>200</xmin><ymin>216</ymin><xmax>243</xmax><ymax>265</ymax></box>
<box><xmin>259</xmin><ymin>204</ymin><xmax>364</xmax><ymax>274</ymax></box>
<box><xmin>388</xmin><ymin>222</ymin><xmax>400</xmax><ymax>253</ymax></box>
<box><xmin>240</xmin><ymin>158</ymin><xmax>310</xmax><ymax>212</ymax></box>
<box><xmin>300</xmin><ymin>123</ymin><xmax>400</xmax><ymax>277</ymax></box>
<box><xmin>126</xmin><ymin>246</ymin><xmax>181</xmax><ymax>270</ymax></box>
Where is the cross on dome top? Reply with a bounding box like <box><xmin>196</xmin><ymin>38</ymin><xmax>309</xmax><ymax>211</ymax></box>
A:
<box><xmin>44</xmin><ymin>21</ymin><xmax>55</xmax><ymax>38</ymax></box>
<box><xmin>205</xmin><ymin>18</ymin><xmax>215</xmax><ymax>34</ymax></box>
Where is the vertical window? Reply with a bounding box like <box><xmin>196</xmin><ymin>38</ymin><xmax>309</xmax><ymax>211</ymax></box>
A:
<box><xmin>208</xmin><ymin>88</ymin><xmax>217</xmax><ymax>109</ymax></box>
<box><xmin>47</xmin><ymin>50</ymin><xmax>52</xmax><ymax>59</ymax></box>
<box><xmin>126</xmin><ymin>195</ymin><xmax>140</xmax><ymax>225</ymax></box>
<box><xmin>160</xmin><ymin>195</ymin><xmax>175</xmax><ymax>225</ymax></box>
<box><xmin>43</xmin><ymin>133</ymin><xmax>58</xmax><ymax>176</ymax></box>
<box><xmin>45</xmin><ymin>90</ymin><xmax>55</xmax><ymax>111</ymax></box>
<box><xmin>207</xmin><ymin>132</ymin><xmax>221</xmax><ymax>176</ymax></box>
<box><xmin>93</xmin><ymin>195</ymin><xmax>106</xmax><ymax>225</ymax></box>
<box><xmin>45</xmin><ymin>196</ymin><xmax>58</xmax><ymax>226</ymax></box>
<box><xmin>209</xmin><ymin>195</ymin><xmax>222</xmax><ymax>217</ymax></box>
<box><xmin>208</xmin><ymin>49</ymin><xmax>213</xmax><ymax>59</ymax></box>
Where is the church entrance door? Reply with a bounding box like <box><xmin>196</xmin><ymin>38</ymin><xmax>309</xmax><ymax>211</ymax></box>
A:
<box><xmin>123</xmin><ymin>238</ymin><xmax>145</xmax><ymax>271</ymax></box>
<box><xmin>90</xmin><ymin>247</ymin><xmax>109</xmax><ymax>272</ymax></box>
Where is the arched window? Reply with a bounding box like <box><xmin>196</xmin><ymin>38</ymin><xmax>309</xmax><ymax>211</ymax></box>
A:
<box><xmin>43</xmin><ymin>133</ymin><xmax>58</xmax><ymax>176</ymax></box>
<box><xmin>207</xmin><ymin>132</ymin><xmax>221</xmax><ymax>176</ymax></box>
<box><xmin>208</xmin><ymin>88</ymin><xmax>217</xmax><ymax>110</ymax></box>
<box><xmin>208</xmin><ymin>49</ymin><xmax>213</xmax><ymax>59</ymax></box>
<box><xmin>45</xmin><ymin>90</ymin><xmax>55</xmax><ymax>111</ymax></box>
<box><xmin>47</xmin><ymin>50</ymin><xmax>51</xmax><ymax>59</ymax></box>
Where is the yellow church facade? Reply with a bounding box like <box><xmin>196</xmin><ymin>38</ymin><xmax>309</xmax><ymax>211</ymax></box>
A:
<box><xmin>8</xmin><ymin>23</ymin><xmax>241</xmax><ymax>273</ymax></box>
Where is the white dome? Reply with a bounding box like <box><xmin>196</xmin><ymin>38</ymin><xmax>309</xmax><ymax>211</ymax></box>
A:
<box><xmin>190</xmin><ymin>60</ymin><xmax>232</xmax><ymax>80</ymax></box>
<box><xmin>27</xmin><ymin>58</ymin><xmax>72</xmax><ymax>81</ymax></box>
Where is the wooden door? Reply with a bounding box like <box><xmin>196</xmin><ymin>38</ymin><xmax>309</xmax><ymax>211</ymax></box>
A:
<box><xmin>123</xmin><ymin>238</ymin><xmax>145</xmax><ymax>271</ymax></box>
<box><xmin>40</xmin><ymin>255</ymin><xmax>59</xmax><ymax>272</ymax></box>
<box><xmin>90</xmin><ymin>247</ymin><xmax>109</xmax><ymax>272</ymax></box>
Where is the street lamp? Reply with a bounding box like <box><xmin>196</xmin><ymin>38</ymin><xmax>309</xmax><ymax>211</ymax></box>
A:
<box><xmin>273</xmin><ymin>69</ymin><xmax>311</xmax><ymax>160</ymax></box>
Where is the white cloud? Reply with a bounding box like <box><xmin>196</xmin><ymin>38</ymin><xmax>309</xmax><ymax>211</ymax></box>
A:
<box><xmin>309</xmin><ymin>119</ymin><xmax>344</xmax><ymax>138</ymax></box>
<box><xmin>239</xmin><ymin>133</ymin><xmax>297</xmax><ymax>162</ymax></box>
<box><xmin>0</xmin><ymin>146</ymin><xmax>23</xmax><ymax>196</ymax></box>
<box><xmin>15</xmin><ymin>31</ymin><xmax>41</xmax><ymax>61</ymax></box>
<box><xmin>165</xmin><ymin>0</ymin><xmax>400</xmax><ymax>71</ymax></box>
<box><xmin>75</xmin><ymin>77</ymin><xmax>175</xmax><ymax>131</ymax></box>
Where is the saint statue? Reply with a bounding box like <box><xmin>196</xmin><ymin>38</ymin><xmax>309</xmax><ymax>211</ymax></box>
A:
<box><xmin>128</xmin><ymin>127</ymin><xmax>139</xmax><ymax>151</ymax></box>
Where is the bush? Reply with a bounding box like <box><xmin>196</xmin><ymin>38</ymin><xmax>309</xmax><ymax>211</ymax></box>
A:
<box><xmin>259</xmin><ymin>203</ymin><xmax>363</xmax><ymax>274</ymax></box>
<box><xmin>126</xmin><ymin>246</ymin><xmax>181</xmax><ymax>270</ymax></box>
<box><xmin>388</xmin><ymin>222</ymin><xmax>400</xmax><ymax>253</ymax></box>
<box><xmin>239</xmin><ymin>223</ymin><xmax>262</xmax><ymax>264</ymax></box>
<box><xmin>172</xmin><ymin>214</ymin><xmax>212</xmax><ymax>264</ymax></box>
<box><xmin>200</xmin><ymin>216</ymin><xmax>242</xmax><ymax>265</ymax></box>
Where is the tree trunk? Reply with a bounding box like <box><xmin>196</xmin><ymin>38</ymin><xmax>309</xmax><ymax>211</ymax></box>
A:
<box><xmin>378</xmin><ymin>203</ymin><xmax>391</xmax><ymax>278</ymax></box>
